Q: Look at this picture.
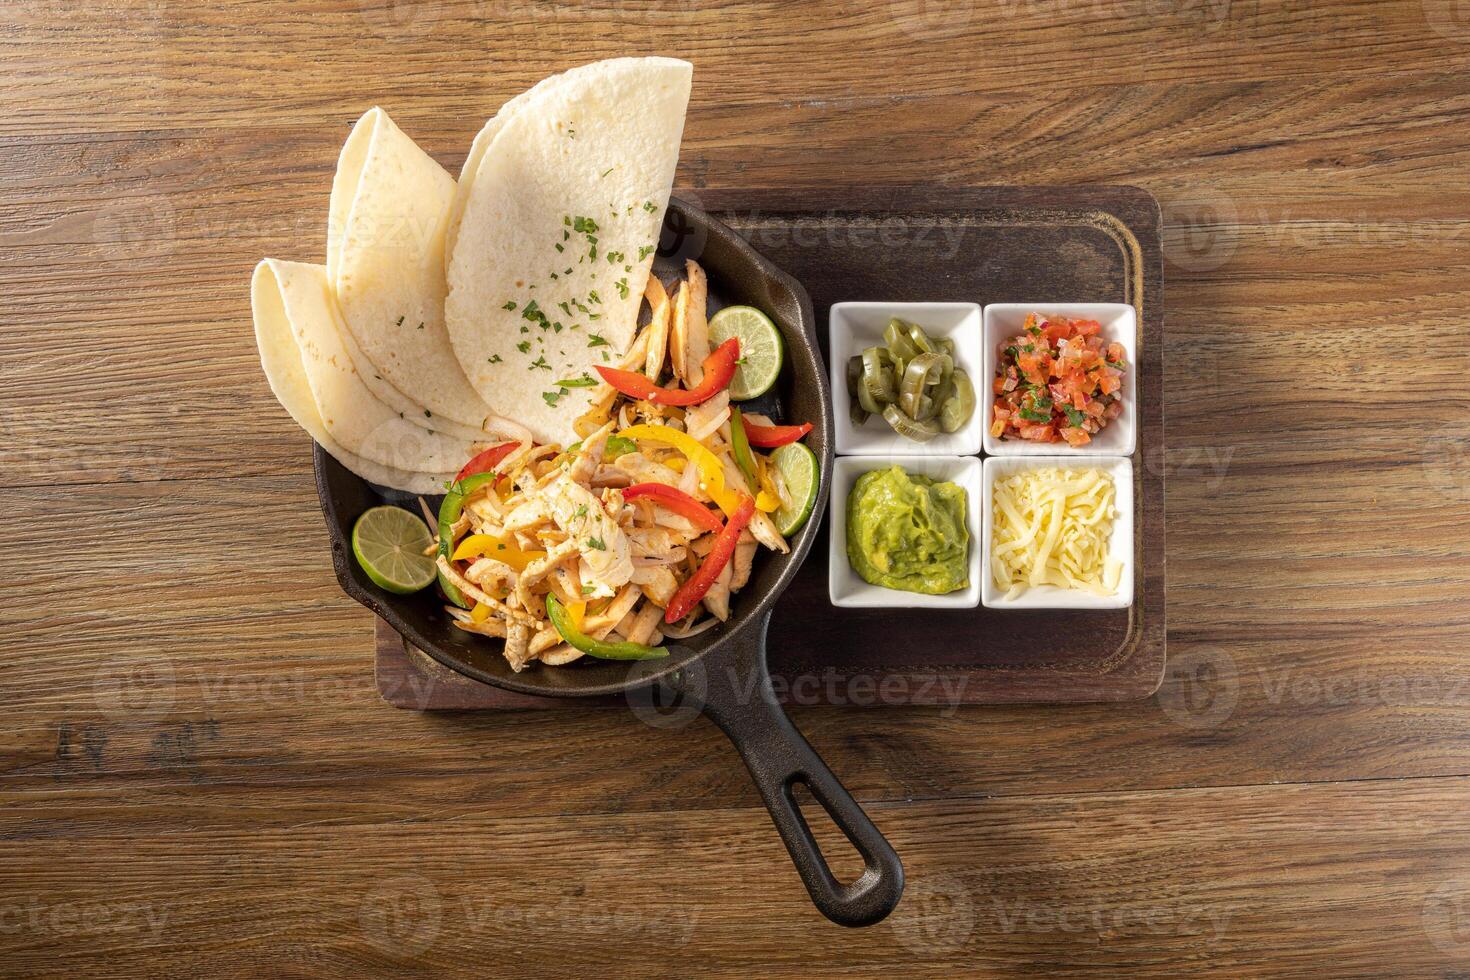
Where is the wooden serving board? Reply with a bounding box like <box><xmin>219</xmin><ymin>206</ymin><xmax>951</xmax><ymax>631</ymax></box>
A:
<box><xmin>377</xmin><ymin>185</ymin><xmax>1165</xmax><ymax>708</ymax></box>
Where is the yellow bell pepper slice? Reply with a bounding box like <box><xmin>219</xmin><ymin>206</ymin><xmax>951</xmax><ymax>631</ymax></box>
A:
<box><xmin>753</xmin><ymin>455</ymin><xmax>782</xmax><ymax>513</ymax></box>
<box><xmin>617</xmin><ymin>424</ymin><xmax>743</xmax><ymax>517</ymax></box>
<box><xmin>567</xmin><ymin>600</ymin><xmax>587</xmax><ymax>633</ymax></box>
<box><xmin>451</xmin><ymin>533</ymin><xmax>545</xmax><ymax>572</ymax></box>
<box><xmin>470</xmin><ymin>602</ymin><xmax>492</xmax><ymax>624</ymax></box>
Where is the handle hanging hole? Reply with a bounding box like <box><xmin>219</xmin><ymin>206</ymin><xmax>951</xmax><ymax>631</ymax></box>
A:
<box><xmin>788</xmin><ymin>778</ymin><xmax>867</xmax><ymax>886</ymax></box>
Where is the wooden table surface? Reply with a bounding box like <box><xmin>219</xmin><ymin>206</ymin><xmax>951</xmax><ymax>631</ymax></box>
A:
<box><xmin>5</xmin><ymin>1</ymin><xmax>1470</xmax><ymax>976</ymax></box>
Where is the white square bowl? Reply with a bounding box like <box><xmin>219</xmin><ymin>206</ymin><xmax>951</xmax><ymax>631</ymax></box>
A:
<box><xmin>828</xmin><ymin>455</ymin><xmax>982</xmax><ymax>609</ymax></box>
<box><xmin>981</xmin><ymin>303</ymin><xmax>1138</xmax><ymax>456</ymax></box>
<box><xmin>828</xmin><ymin>302</ymin><xmax>985</xmax><ymax>456</ymax></box>
<box><xmin>980</xmin><ymin>455</ymin><xmax>1134</xmax><ymax>610</ymax></box>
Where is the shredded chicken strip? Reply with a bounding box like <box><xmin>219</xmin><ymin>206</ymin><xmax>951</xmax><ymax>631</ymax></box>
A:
<box><xmin>671</xmin><ymin>259</ymin><xmax>710</xmax><ymax>384</ymax></box>
<box><xmin>643</xmin><ymin>275</ymin><xmax>671</xmax><ymax>381</ymax></box>
<box><xmin>437</xmin><ymin>557</ymin><xmax>542</xmax><ymax>627</ymax></box>
<box><xmin>504</xmin><ymin>621</ymin><xmax>534</xmax><ymax>672</ymax></box>
<box><xmin>514</xmin><ymin>539</ymin><xmax>581</xmax><ymax>614</ymax></box>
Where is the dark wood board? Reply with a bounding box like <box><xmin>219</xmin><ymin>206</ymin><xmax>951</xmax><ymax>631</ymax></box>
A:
<box><xmin>377</xmin><ymin>185</ymin><xmax>1165</xmax><ymax>708</ymax></box>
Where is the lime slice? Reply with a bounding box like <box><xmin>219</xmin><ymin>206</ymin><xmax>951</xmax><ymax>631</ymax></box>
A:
<box><xmin>709</xmin><ymin>305</ymin><xmax>783</xmax><ymax>400</ymax></box>
<box><xmin>352</xmin><ymin>506</ymin><xmax>436</xmax><ymax>594</ymax></box>
<box><xmin>770</xmin><ymin>441</ymin><xmax>819</xmax><ymax>537</ymax></box>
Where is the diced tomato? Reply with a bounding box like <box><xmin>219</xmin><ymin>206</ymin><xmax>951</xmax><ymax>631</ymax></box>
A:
<box><xmin>991</xmin><ymin>313</ymin><xmax>1127</xmax><ymax>446</ymax></box>
<box><xmin>1059</xmin><ymin>426</ymin><xmax>1091</xmax><ymax>447</ymax></box>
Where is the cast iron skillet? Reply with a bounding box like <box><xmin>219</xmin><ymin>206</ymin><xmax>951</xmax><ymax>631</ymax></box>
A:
<box><xmin>314</xmin><ymin>198</ymin><xmax>904</xmax><ymax>926</ymax></box>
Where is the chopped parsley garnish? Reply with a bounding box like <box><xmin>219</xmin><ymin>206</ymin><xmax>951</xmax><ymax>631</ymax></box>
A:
<box><xmin>606</xmin><ymin>250</ymin><xmax>624</xmax><ymax>265</ymax></box>
<box><xmin>638</xmin><ymin>245</ymin><xmax>654</xmax><ymax>261</ymax></box>
<box><xmin>423</xmin><ymin>410</ymin><xmax>432</xmax><ymax>418</ymax></box>
<box><xmin>585</xmin><ymin>536</ymin><xmax>606</xmax><ymax>551</ymax></box>
<box><xmin>615</xmin><ymin>278</ymin><xmax>629</xmax><ymax>299</ymax></box>
<box><xmin>600</xmin><ymin>167</ymin><xmax>614</xmax><ymax>178</ymax></box>
<box><xmin>588</xmin><ymin>290</ymin><xmax>602</xmax><ymax>304</ymax></box>
<box><xmin>572</xmin><ymin>216</ymin><xmax>599</xmax><ymax>234</ymax></box>
<box><xmin>554</xmin><ymin>243</ymin><xmax>564</xmax><ymax>253</ymax></box>
<box><xmin>516</xmin><ymin>341</ymin><xmax>531</xmax><ymax>353</ymax></box>
<box><xmin>587</xmin><ymin>333</ymin><xmax>609</xmax><ymax>348</ymax></box>
<box><xmin>556</xmin><ymin>375</ymin><xmax>597</xmax><ymax>388</ymax></box>
<box><xmin>488</xmin><ymin>354</ymin><xmax>503</xmax><ymax>363</ymax></box>
<box><xmin>1061</xmin><ymin>404</ymin><xmax>1087</xmax><ymax>427</ymax></box>
<box><xmin>395</xmin><ymin>315</ymin><xmax>405</xmax><ymax>326</ymax></box>
<box><xmin>542</xmin><ymin>391</ymin><xmax>561</xmax><ymax>407</ymax></box>
<box><xmin>530</xmin><ymin>355</ymin><xmax>551</xmax><ymax>371</ymax></box>
<box><xmin>642</xmin><ymin>200</ymin><xmax>656</xmax><ymax>213</ymax></box>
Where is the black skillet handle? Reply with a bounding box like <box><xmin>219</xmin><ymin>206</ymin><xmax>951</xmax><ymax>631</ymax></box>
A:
<box><xmin>671</xmin><ymin>609</ymin><xmax>904</xmax><ymax>927</ymax></box>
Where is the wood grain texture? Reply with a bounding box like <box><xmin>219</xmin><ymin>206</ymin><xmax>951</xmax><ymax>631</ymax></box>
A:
<box><xmin>4</xmin><ymin>0</ymin><xmax>1470</xmax><ymax>975</ymax></box>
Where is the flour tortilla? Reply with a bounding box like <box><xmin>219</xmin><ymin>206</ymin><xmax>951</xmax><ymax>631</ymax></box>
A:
<box><xmin>328</xmin><ymin>107</ymin><xmax>517</xmax><ymax>437</ymax></box>
<box><xmin>253</xmin><ymin>304</ymin><xmax>452</xmax><ymax>494</ymax></box>
<box><xmin>252</xmin><ymin>258</ymin><xmax>494</xmax><ymax>483</ymax></box>
<box><xmin>445</xmin><ymin>57</ymin><xmax>692</xmax><ymax>444</ymax></box>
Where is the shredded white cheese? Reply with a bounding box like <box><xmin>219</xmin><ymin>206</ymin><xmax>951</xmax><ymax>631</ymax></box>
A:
<box><xmin>990</xmin><ymin>467</ymin><xmax>1122</xmax><ymax>597</ymax></box>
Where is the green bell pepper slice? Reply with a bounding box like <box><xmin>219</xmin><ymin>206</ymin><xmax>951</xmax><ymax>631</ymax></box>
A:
<box><xmin>546</xmin><ymin>595</ymin><xmax>669</xmax><ymax>661</ymax></box>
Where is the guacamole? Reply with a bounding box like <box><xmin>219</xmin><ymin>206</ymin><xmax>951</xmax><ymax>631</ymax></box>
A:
<box><xmin>846</xmin><ymin>465</ymin><xmax>969</xmax><ymax>595</ymax></box>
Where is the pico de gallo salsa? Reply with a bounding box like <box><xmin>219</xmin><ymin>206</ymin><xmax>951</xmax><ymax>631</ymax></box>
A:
<box><xmin>990</xmin><ymin>313</ymin><xmax>1126</xmax><ymax>447</ymax></box>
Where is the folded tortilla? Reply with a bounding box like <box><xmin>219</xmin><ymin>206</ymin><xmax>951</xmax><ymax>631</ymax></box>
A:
<box><xmin>252</xmin><ymin>258</ymin><xmax>491</xmax><ymax>486</ymax></box>
<box><xmin>328</xmin><ymin>108</ymin><xmax>515</xmax><ymax>437</ymax></box>
<box><xmin>445</xmin><ymin>57</ymin><xmax>693</xmax><ymax>444</ymax></box>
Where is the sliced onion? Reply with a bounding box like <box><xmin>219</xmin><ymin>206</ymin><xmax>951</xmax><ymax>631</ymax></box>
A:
<box><xmin>661</xmin><ymin>615</ymin><xmax>720</xmax><ymax>639</ymax></box>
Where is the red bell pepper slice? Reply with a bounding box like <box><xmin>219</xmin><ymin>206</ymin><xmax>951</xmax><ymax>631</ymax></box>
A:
<box><xmin>740</xmin><ymin>417</ymin><xmax>813</xmax><ymax>448</ymax></box>
<box><xmin>454</xmin><ymin>442</ymin><xmax>521</xmax><ymax>482</ymax></box>
<box><xmin>621</xmin><ymin>483</ymin><xmax>724</xmax><ymax>534</ymax></box>
<box><xmin>595</xmin><ymin>338</ymin><xmax>740</xmax><ymax>406</ymax></box>
<box><xmin>664</xmin><ymin>494</ymin><xmax>755</xmax><ymax>624</ymax></box>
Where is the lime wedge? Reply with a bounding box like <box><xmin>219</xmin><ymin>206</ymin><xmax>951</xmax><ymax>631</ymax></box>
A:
<box><xmin>709</xmin><ymin>305</ymin><xmax>783</xmax><ymax>400</ymax></box>
<box><xmin>770</xmin><ymin>441</ymin><xmax>819</xmax><ymax>537</ymax></box>
<box><xmin>352</xmin><ymin>506</ymin><xmax>436</xmax><ymax>594</ymax></box>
